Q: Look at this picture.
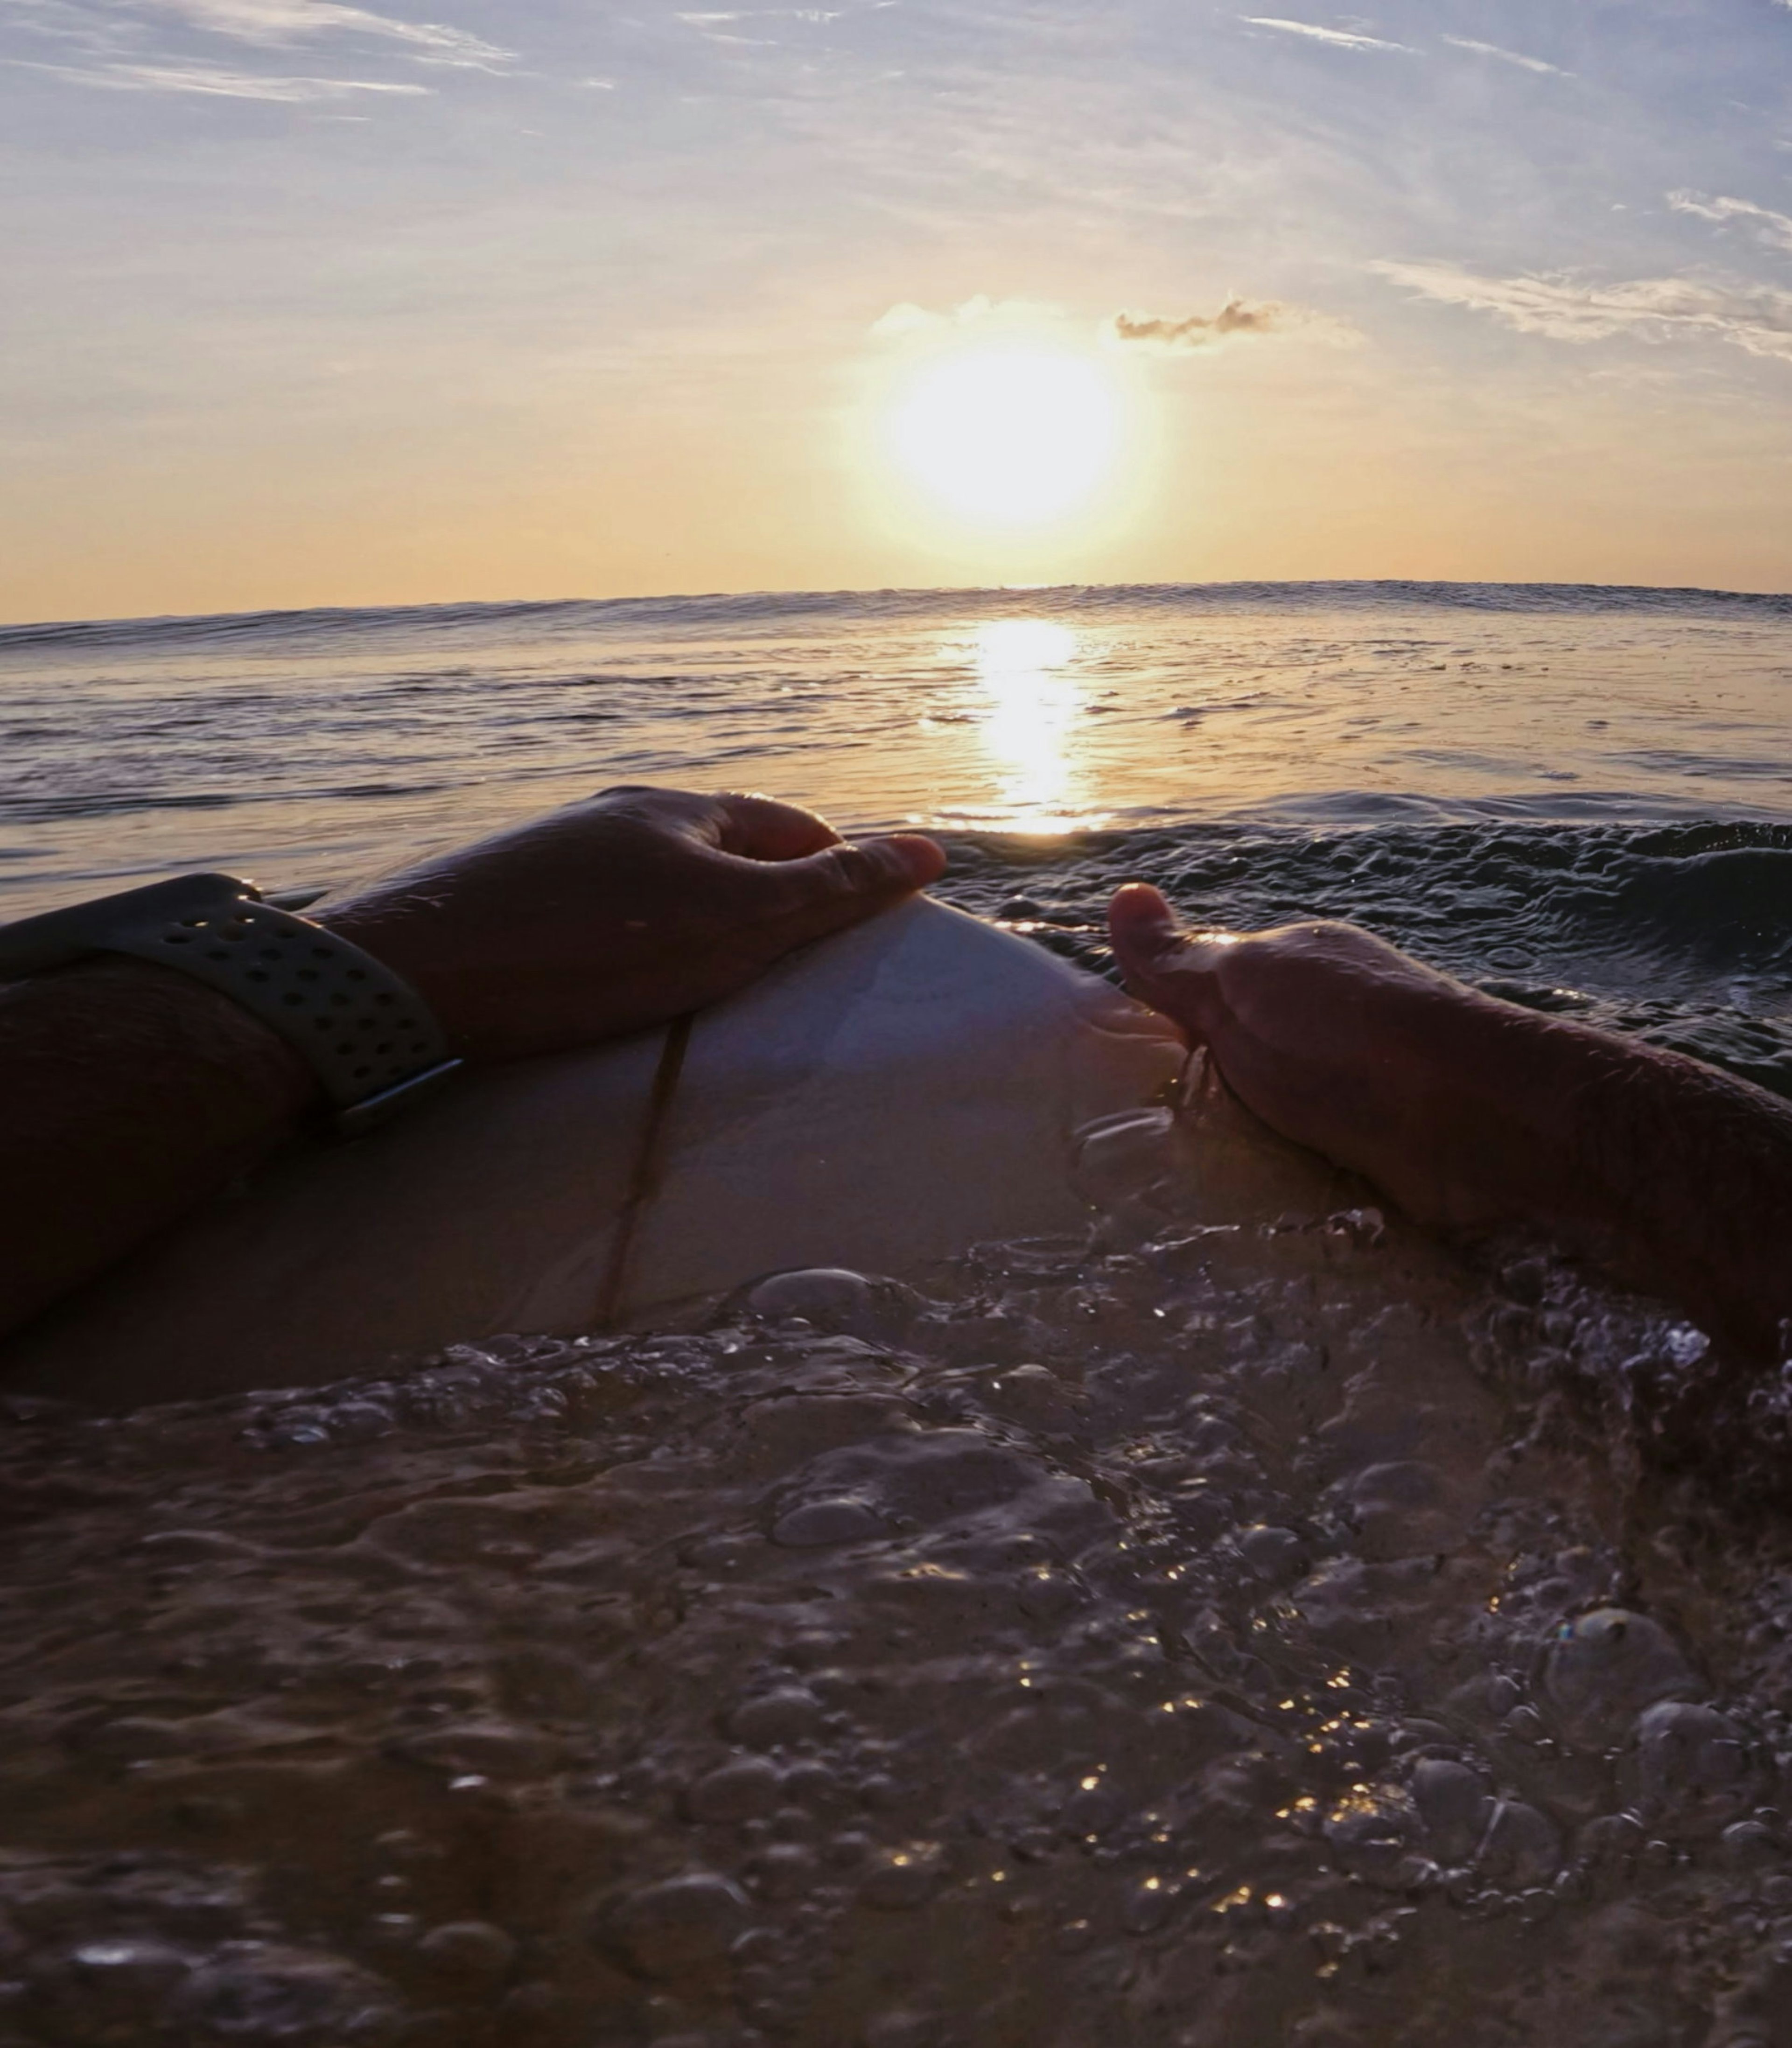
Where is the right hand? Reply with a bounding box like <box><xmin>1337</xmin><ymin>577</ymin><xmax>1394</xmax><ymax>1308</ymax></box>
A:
<box><xmin>1106</xmin><ymin>883</ymin><xmax>1535</xmax><ymax>1230</ymax></box>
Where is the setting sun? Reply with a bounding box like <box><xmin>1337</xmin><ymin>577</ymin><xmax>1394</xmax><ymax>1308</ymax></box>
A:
<box><xmin>885</xmin><ymin>348</ymin><xmax>1120</xmax><ymax>527</ymax></box>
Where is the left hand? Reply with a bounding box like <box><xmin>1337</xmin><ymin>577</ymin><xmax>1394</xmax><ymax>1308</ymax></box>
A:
<box><xmin>321</xmin><ymin>785</ymin><xmax>946</xmax><ymax>1061</ymax></box>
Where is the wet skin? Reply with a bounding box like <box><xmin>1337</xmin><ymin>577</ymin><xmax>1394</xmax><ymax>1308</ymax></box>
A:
<box><xmin>1108</xmin><ymin>881</ymin><xmax>1792</xmax><ymax>1362</ymax></box>
<box><xmin>2</xmin><ymin>791</ymin><xmax>1786</xmax><ymax>1368</ymax></box>
<box><xmin>0</xmin><ymin>788</ymin><xmax>945</xmax><ymax>1345</ymax></box>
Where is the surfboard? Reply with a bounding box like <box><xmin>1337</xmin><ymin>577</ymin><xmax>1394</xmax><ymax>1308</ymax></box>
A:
<box><xmin>0</xmin><ymin>897</ymin><xmax>1197</xmax><ymax>1407</ymax></box>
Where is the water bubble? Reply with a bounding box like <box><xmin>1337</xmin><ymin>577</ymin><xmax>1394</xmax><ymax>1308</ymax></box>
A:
<box><xmin>1015</xmin><ymin>1564</ymin><xmax>1086</xmax><ymax>1619</ymax></box>
<box><xmin>392</xmin><ymin>1720</ymin><xmax>557</xmax><ymax>1779</ymax></box>
<box><xmin>686</xmin><ymin>1758</ymin><xmax>783</xmax><ymax>1824</ymax></box>
<box><xmin>363</xmin><ymin>1915</ymin><xmax>420</xmax><ymax>1950</ymax></box>
<box><xmin>739</xmin><ymin>1269</ymin><xmax>916</xmax><ymax>1342</ymax></box>
<box><xmin>600</xmin><ymin>1875</ymin><xmax>751</xmax><ymax>1981</ymax></box>
<box><xmin>1475</xmin><ymin>1800</ymin><xmax>1561</xmax><ymax>1887</ymax></box>
<box><xmin>1720</xmin><ymin>1819</ymin><xmax>1780</xmax><ymax>1870</ymax></box>
<box><xmin>730</xmin><ymin>1689</ymin><xmax>825</xmax><ymax>1748</ymax></box>
<box><xmin>1234</xmin><ymin>1524</ymin><xmax>1306</xmax><ymax>1582</ymax></box>
<box><xmin>1322</xmin><ymin>1786</ymin><xmax>1421</xmax><ymax>1882</ymax></box>
<box><xmin>747</xmin><ymin>1843</ymin><xmax>817</xmax><ymax>1902</ymax></box>
<box><xmin>1627</xmin><ymin>1701</ymin><xmax>1758</xmax><ymax>1830</ymax></box>
<box><xmin>789</xmin><ymin>1429</ymin><xmax>1042</xmax><ymax>1527</ymax></box>
<box><xmin>414</xmin><ymin>1921</ymin><xmax>516</xmax><ymax>1983</ymax></box>
<box><xmin>984</xmin><ymin>1362</ymin><xmax>1084</xmax><ymax>1432</ymax></box>
<box><xmin>1409</xmin><ymin>1759</ymin><xmax>1493</xmax><ymax>1864</ymax></box>
<box><xmin>1539</xmin><ymin>1610</ymin><xmax>1700</xmax><ymax>1748</ymax></box>
<box><xmin>166</xmin><ymin>1947</ymin><xmax>399</xmax><ymax>2045</ymax></box>
<box><xmin>772</xmin><ymin>1498</ymin><xmax>886</xmax><ymax>1548</ymax></box>
<box><xmin>1347</xmin><ymin>1461</ymin><xmax>1462</xmax><ymax>1560</ymax></box>
<box><xmin>1072</xmin><ymin>1107</ymin><xmax>1191</xmax><ymax>1217</ymax></box>
<box><xmin>29</xmin><ymin>1939</ymin><xmax>193</xmax><ymax>2044</ymax></box>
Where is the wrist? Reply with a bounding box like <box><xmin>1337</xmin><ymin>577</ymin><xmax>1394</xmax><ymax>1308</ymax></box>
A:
<box><xmin>8</xmin><ymin>956</ymin><xmax>322</xmax><ymax>1133</ymax></box>
<box><xmin>0</xmin><ymin>957</ymin><xmax>322</xmax><ymax>1338</ymax></box>
<box><xmin>311</xmin><ymin>897</ymin><xmax>468</xmax><ymax>1057</ymax></box>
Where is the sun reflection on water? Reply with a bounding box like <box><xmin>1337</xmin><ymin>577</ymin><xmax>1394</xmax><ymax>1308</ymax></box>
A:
<box><xmin>969</xmin><ymin>618</ymin><xmax>1090</xmax><ymax>833</ymax></box>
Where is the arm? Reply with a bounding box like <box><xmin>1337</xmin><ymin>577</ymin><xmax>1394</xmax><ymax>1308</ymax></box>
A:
<box><xmin>1108</xmin><ymin>884</ymin><xmax>1792</xmax><ymax>1361</ymax></box>
<box><xmin>0</xmin><ymin>787</ymin><xmax>943</xmax><ymax>1343</ymax></box>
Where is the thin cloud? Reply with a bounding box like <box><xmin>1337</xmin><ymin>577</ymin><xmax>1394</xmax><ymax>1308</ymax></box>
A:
<box><xmin>1241</xmin><ymin>16</ymin><xmax>1414</xmax><ymax>54</ymax></box>
<box><xmin>870</xmin><ymin>295</ymin><xmax>1059</xmax><ymax>338</ymax></box>
<box><xmin>153</xmin><ymin>0</ymin><xmax>507</xmax><ymax>61</ymax></box>
<box><xmin>13</xmin><ymin>53</ymin><xmax>431</xmax><ymax>94</ymax></box>
<box><xmin>1374</xmin><ymin>260</ymin><xmax>1792</xmax><ymax>363</ymax></box>
<box><xmin>1105</xmin><ymin>296</ymin><xmax>1356</xmax><ymax>351</ymax></box>
<box><xmin>1671</xmin><ymin>191</ymin><xmax>1792</xmax><ymax>256</ymax></box>
<box><xmin>1442</xmin><ymin>35</ymin><xmax>1567</xmax><ymax>77</ymax></box>
<box><xmin>5</xmin><ymin>0</ymin><xmax>511</xmax><ymax>66</ymax></box>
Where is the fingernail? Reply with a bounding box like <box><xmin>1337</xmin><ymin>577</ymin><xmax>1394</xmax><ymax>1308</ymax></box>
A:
<box><xmin>1110</xmin><ymin>881</ymin><xmax>1175</xmax><ymax>929</ymax></box>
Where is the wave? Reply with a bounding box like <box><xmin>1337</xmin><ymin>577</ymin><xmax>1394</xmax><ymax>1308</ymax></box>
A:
<box><xmin>934</xmin><ymin>818</ymin><xmax>1792</xmax><ymax>1098</ymax></box>
<box><xmin>7</xmin><ymin>576</ymin><xmax>1792</xmax><ymax>654</ymax></box>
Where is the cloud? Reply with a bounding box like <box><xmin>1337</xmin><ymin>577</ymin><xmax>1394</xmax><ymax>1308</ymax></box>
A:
<box><xmin>1441</xmin><ymin>35</ymin><xmax>1567</xmax><ymax>77</ymax></box>
<box><xmin>1105</xmin><ymin>296</ymin><xmax>1355</xmax><ymax>350</ymax></box>
<box><xmin>1670</xmin><ymin>191</ymin><xmax>1792</xmax><ymax>256</ymax></box>
<box><xmin>870</xmin><ymin>295</ymin><xmax>1058</xmax><ymax>338</ymax></box>
<box><xmin>154</xmin><ymin>0</ymin><xmax>507</xmax><ymax>62</ymax></box>
<box><xmin>12</xmin><ymin>53</ymin><xmax>430</xmax><ymax>93</ymax></box>
<box><xmin>1374</xmin><ymin>260</ymin><xmax>1792</xmax><ymax>362</ymax></box>
<box><xmin>1241</xmin><ymin>16</ymin><xmax>1414</xmax><ymax>54</ymax></box>
<box><xmin>4</xmin><ymin>0</ymin><xmax>511</xmax><ymax>67</ymax></box>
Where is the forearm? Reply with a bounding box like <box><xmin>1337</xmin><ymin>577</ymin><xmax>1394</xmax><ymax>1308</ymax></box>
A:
<box><xmin>1271</xmin><ymin>971</ymin><xmax>1792</xmax><ymax>1358</ymax></box>
<box><xmin>1483</xmin><ymin>1013</ymin><xmax>1792</xmax><ymax>1359</ymax></box>
<box><xmin>1178</xmin><ymin>919</ymin><xmax>1792</xmax><ymax>1359</ymax></box>
<box><xmin>0</xmin><ymin>960</ymin><xmax>316</xmax><ymax>1340</ymax></box>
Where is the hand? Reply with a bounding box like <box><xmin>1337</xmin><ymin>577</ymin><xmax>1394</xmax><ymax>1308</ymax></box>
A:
<box><xmin>321</xmin><ymin>786</ymin><xmax>946</xmax><ymax>1061</ymax></box>
<box><xmin>1105</xmin><ymin>882</ymin><xmax>1551</xmax><ymax>1230</ymax></box>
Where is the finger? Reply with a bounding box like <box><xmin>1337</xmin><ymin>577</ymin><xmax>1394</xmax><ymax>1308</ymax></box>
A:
<box><xmin>756</xmin><ymin>832</ymin><xmax>946</xmax><ymax>937</ymax></box>
<box><xmin>707</xmin><ymin>792</ymin><xmax>844</xmax><ymax>864</ymax></box>
<box><xmin>1107</xmin><ymin>882</ymin><xmax>1185</xmax><ymax>977</ymax></box>
<box><xmin>1108</xmin><ymin>884</ymin><xmax>1243</xmax><ymax>1040</ymax></box>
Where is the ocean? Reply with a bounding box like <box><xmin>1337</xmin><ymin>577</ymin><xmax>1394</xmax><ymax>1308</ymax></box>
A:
<box><xmin>5</xmin><ymin>578</ymin><xmax>1792</xmax><ymax>1096</ymax></box>
<box><xmin>4</xmin><ymin>580</ymin><xmax>1792</xmax><ymax>2046</ymax></box>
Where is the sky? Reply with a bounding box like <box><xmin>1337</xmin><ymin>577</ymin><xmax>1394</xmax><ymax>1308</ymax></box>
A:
<box><xmin>5</xmin><ymin>0</ymin><xmax>1792</xmax><ymax>620</ymax></box>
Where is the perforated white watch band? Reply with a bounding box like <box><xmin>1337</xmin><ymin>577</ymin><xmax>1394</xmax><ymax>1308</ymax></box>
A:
<box><xmin>0</xmin><ymin>873</ymin><xmax>462</xmax><ymax>1133</ymax></box>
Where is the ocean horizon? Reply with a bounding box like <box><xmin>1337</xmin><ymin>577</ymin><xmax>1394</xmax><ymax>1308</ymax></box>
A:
<box><xmin>9</xmin><ymin>574</ymin><xmax>1792</xmax><ymax>646</ymax></box>
<box><xmin>6</xmin><ymin>572</ymin><xmax>1789</xmax><ymax>1097</ymax></box>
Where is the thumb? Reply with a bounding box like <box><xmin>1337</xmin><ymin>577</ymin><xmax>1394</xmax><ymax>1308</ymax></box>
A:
<box><xmin>1108</xmin><ymin>882</ymin><xmax>1232</xmax><ymax>1041</ymax></box>
<box><xmin>762</xmin><ymin>832</ymin><xmax>946</xmax><ymax>940</ymax></box>
<box><xmin>1107</xmin><ymin>881</ymin><xmax>1185</xmax><ymax>977</ymax></box>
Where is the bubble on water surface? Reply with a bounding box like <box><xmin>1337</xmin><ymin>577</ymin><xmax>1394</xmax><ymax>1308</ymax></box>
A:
<box><xmin>1409</xmin><ymin>1759</ymin><xmax>1493</xmax><ymax>1865</ymax></box>
<box><xmin>1539</xmin><ymin>1610</ymin><xmax>1701</xmax><ymax>1748</ymax></box>
<box><xmin>738</xmin><ymin>1268</ymin><xmax>923</xmax><ymax>1343</ymax></box>
<box><xmin>6</xmin><ymin>1225</ymin><xmax>1792</xmax><ymax>2043</ymax></box>
<box><xmin>770</xmin><ymin>1497</ymin><xmax>888</xmax><ymax>1548</ymax></box>
<box><xmin>602</xmin><ymin>1873</ymin><xmax>752</xmax><ymax>1982</ymax></box>
<box><xmin>1625</xmin><ymin>1701</ymin><xmax>1760</xmax><ymax>1832</ymax></box>
<box><xmin>686</xmin><ymin>1759</ymin><xmax>784</xmax><ymax>1824</ymax></box>
<box><xmin>729</xmin><ymin>1689</ymin><xmax>826</xmax><ymax>1748</ymax></box>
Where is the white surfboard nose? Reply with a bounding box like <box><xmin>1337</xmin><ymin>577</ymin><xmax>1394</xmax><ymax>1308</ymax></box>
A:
<box><xmin>1</xmin><ymin>897</ymin><xmax>1187</xmax><ymax>1407</ymax></box>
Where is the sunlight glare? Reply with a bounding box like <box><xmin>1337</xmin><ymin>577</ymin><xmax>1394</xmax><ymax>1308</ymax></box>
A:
<box><xmin>889</xmin><ymin>350</ymin><xmax>1119</xmax><ymax>527</ymax></box>
<box><xmin>972</xmin><ymin>618</ymin><xmax>1085</xmax><ymax>832</ymax></box>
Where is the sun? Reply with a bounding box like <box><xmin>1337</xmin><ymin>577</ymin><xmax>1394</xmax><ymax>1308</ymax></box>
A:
<box><xmin>884</xmin><ymin>347</ymin><xmax>1120</xmax><ymax>528</ymax></box>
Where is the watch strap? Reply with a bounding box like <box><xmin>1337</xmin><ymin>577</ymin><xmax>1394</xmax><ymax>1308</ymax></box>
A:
<box><xmin>0</xmin><ymin>873</ymin><xmax>461</xmax><ymax>1130</ymax></box>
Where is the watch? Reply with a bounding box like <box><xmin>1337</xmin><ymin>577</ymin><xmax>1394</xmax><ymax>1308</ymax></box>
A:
<box><xmin>0</xmin><ymin>873</ymin><xmax>462</xmax><ymax>1135</ymax></box>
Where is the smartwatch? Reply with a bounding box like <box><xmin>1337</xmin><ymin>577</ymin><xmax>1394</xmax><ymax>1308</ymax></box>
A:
<box><xmin>0</xmin><ymin>873</ymin><xmax>462</xmax><ymax>1135</ymax></box>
